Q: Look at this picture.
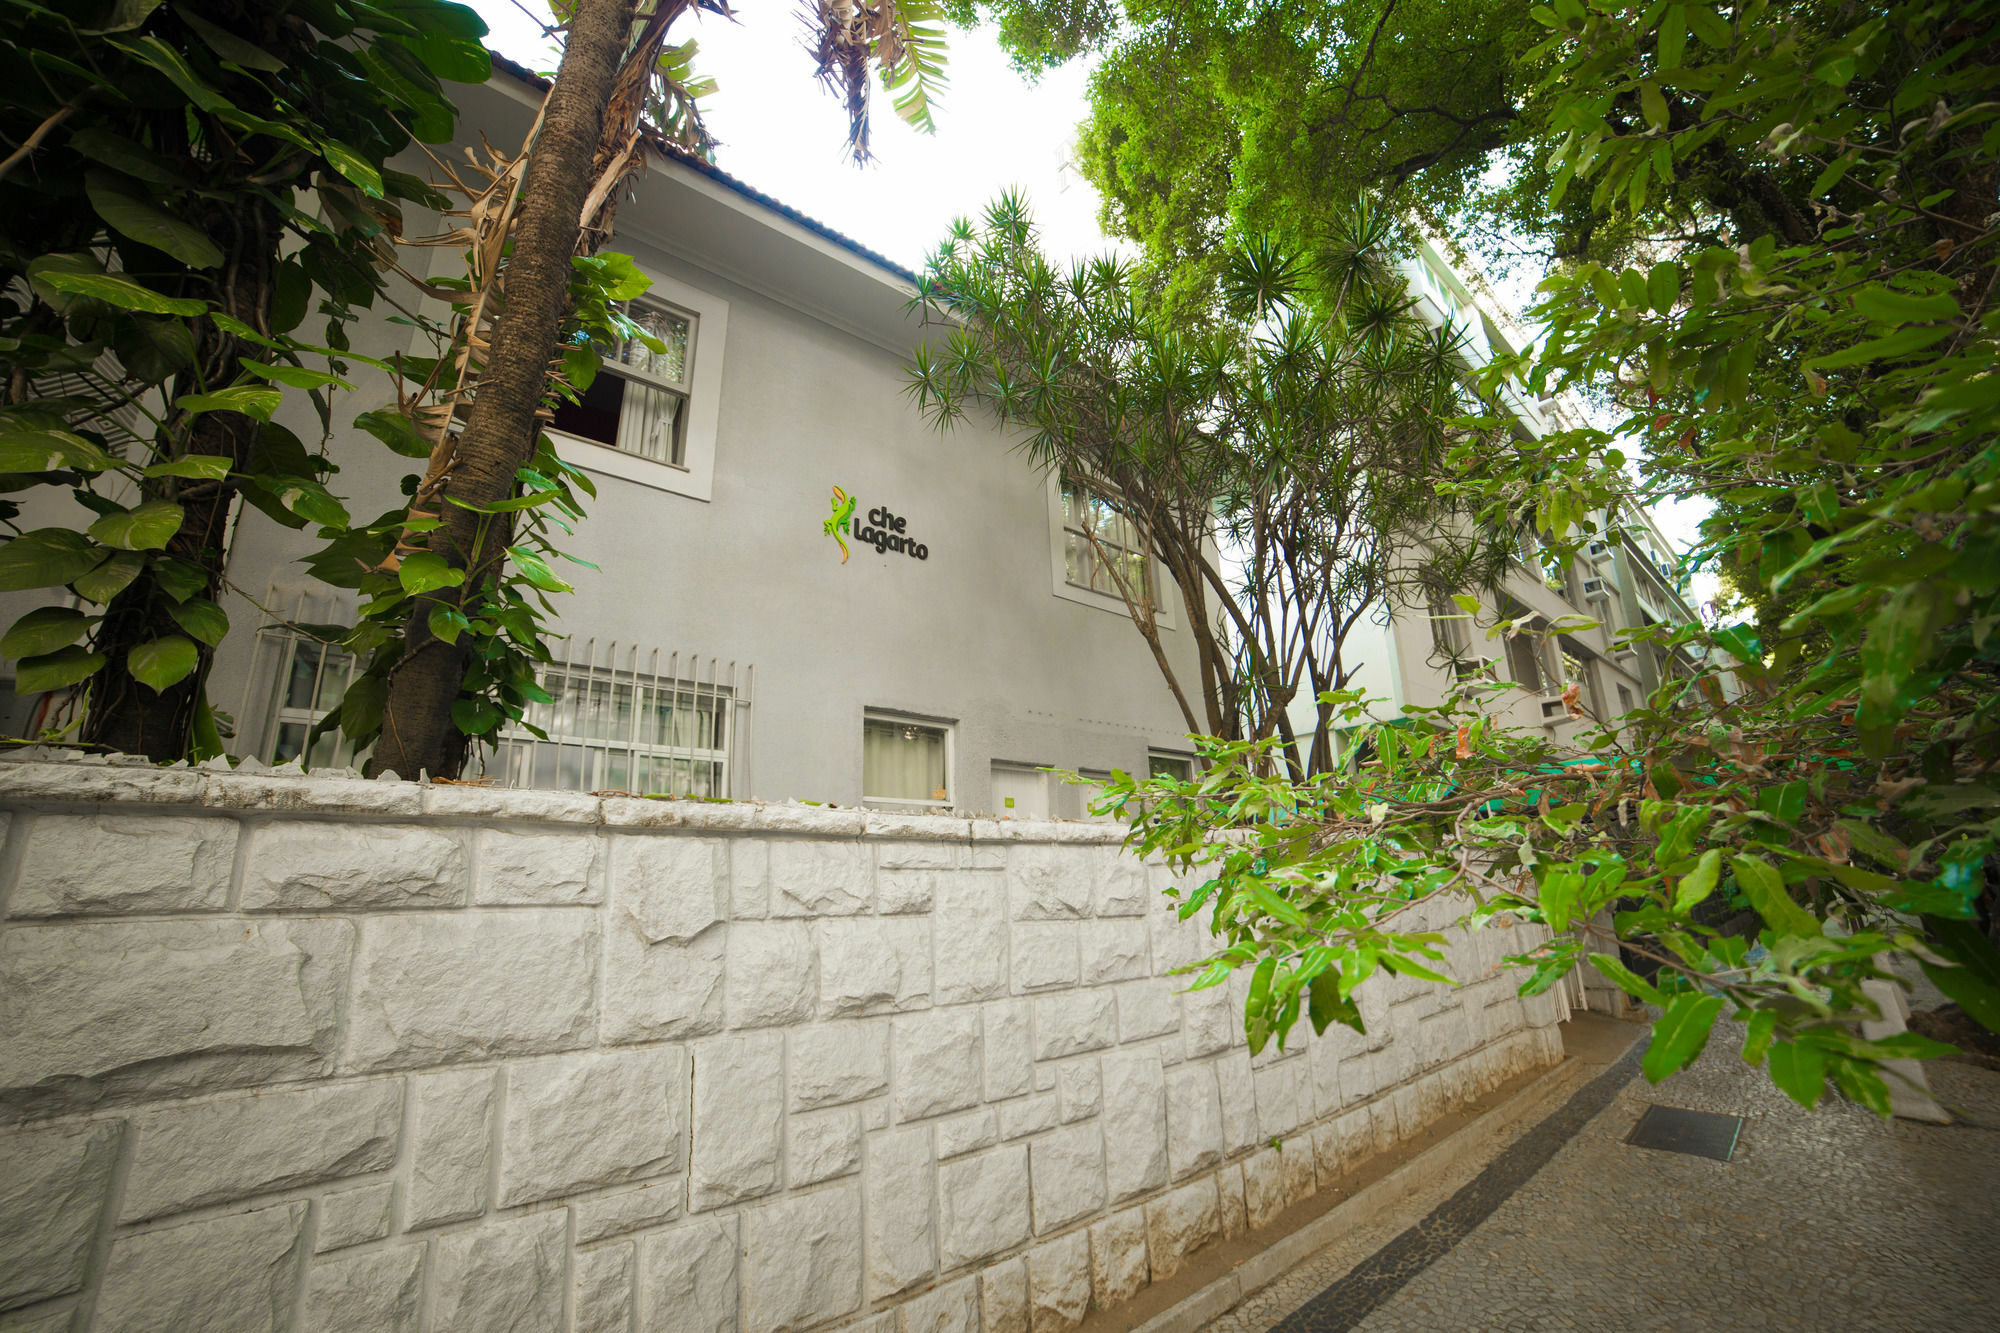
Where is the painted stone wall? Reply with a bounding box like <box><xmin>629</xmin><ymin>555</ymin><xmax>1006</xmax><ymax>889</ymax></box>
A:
<box><xmin>0</xmin><ymin>756</ymin><xmax>1566</xmax><ymax>1333</ymax></box>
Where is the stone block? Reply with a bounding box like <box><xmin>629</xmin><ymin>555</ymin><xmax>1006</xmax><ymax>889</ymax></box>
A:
<box><xmin>346</xmin><ymin>910</ymin><xmax>597</xmax><ymax>1071</ymax></box>
<box><xmin>406</xmin><ymin>1067</ymin><xmax>494</xmax><ymax>1230</ymax></box>
<box><xmin>1143</xmin><ymin>1176</ymin><xmax>1219</xmax><ymax>1282</ymax></box>
<box><xmin>430</xmin><ymin>1211</ymin><xmax>567</xmax><ymax>1333</ymax></box>
<box><xmin>0</xmin><ymin>1120</ymin><xmax>121</xmax><ymax>1308</ymax></box>
<box><xmin>122</xmin><ymin>1079</ymin><xmax>401</xmax><ymax>1222</ymax></box>
<box><xmin>613</xmin><ymin>836</ymin><xmax>729</xmax><ymax>941</ymax></box>
<box><xmin>604</xmin><ymin>918</ymin><xmax>727</xmax><ymax>1046</ymax></box>
<box><xmin>983</xmin><ymin>999</ymin><xmax>1033</xmax><ymax>1101</ymax></box>
<box><xmin>1369</xmin><ymin>1098</ymin><xmax>1399</xmax><ymax>1156</ymax></box>
<box><xmin>1078</xmin><ymin>920</ymin><xmax>1149</xmax><ymax>984</ymax></box>
<box><xmin>1029</xmin><ymin>1123</ymin><xmax>1106</xmax><ymax>1234</ymax></box>
<box><xmin>242</xmin><ymin>822</ymin><xmax>465</xmax><ymax>910</ymax></box>
<box><xmin>690</xmin><ymin>1032</ymin><xmax>784</xmax><ymax>1210</ymax></box>
<box><xmin>1056</xmin><ymin>1059</ymin><xmax>1100</xmax><ymax>1123</ymax></box>
<box><xmin>11</xmin><ymin>813</ymin><xmax>236</xmax><ymax>916</ymax></box>
<box><xmin>1340</xmin><ymin>1050</ymin><xmax>1378</xmax><ymax>1109</ymax></box>
<box><xmin>475</xmin><ymin>827</ymin><xmax>603</xmax><ymax>904</ymax></box>
<box><xmin>866</xmin><ymin>1127</ymin><xmax>937</xmax><ymax>1297</ymax></box>
<box><xmin>877</xmin><ymin>868</ymin><xmax>936</xmax><ymax>914</ymax></box>
<box><xmin>1357</xmin><ymin>981</ymin><xmax>1392</xmax><ymax>1052</ymax></box>
<box><xmin>791</xmin><ymin>1021</ymin><xmax>890</xmax><ymax>1109</ymax></box>
<box><xmin>742</xmin><ymin>1185</ymin><xmax>864</xmax><ymax>1332</ymax></box>
<box><xmin>792</xmin><ymin>1107</ymin><xmax>863</xmax><ymax>1184</ymax></box>
<box><xmin>0</xmin><ymin>919</ymin><xmax>351</xmax><ymax>1121</ymax></box>
<box><xmin>1165</xmin><ymin>1064</ymin><xmax>1224</xmax><ymax>1181</ymax></box>
<box><xmin>576</xmin><ymin>1178</ymin><xmax>682</xmax><ymax>1245</ymax></box>
<box><xmin>1243</xmin><ymin>1147</ymin><xmax>1286</xmax><ymax>1230</ymax></box>
<box><xmin>303</xmin><ymin>1243</ymin><xmax>424</xmax><ymax>1333</ymax></box>
<box><xmin>1010</xmin><ymin>922</ymin><xmax>1079</xmax><ymax>993</ymax></box>
<box><xmin>1099</xmin><ymin>1050</ymin><xmax>1167</xmax><ymax>1203</ymax></box>
<box><xmin>770</xmin><ymin>839</ymin><xmax>875</xmax><ymax>916</ymax></box>
<box><xmin>1217</xmin><ymin>1163</ymin><xmax>1248</xmax><ymax>1238</ymax></box>
<box><xmin>641</xmin><ymin>1216</ymin><xmax>737</xmax><ymax>1333</ymax></box>
<box><xmin>1308</xmin><ymin>1034</ymin><xmax>1344</xmax><ymax>1120</ymax></box>
<box><xmin>1392</xmin><ymin>1083</ymin><xmax>1423</xmax><ymax>1146</ymax></box>
<box><xmin>1089</xmin><ymin>1209</ymin><xmax>1149</xmax><ymax>1309</ymax></box>
<box><xmin>899</xmin><ymin>1275</ymin><xmax>980</xmax><ymax>1333</ymax></box>
<box><xmin>500</xmin><ymin>1047</ymin><xmax>682</xmax><ymax>1207</ymax></box>
<box><xmin>1115</xmin><ymin>978</ymin><xmax>1180</xmax><ymax>1044</ymax></box>
<box><xmin>1282</xmin><ymin>1133</ymin><xmax>1316</xmax><ymax>1207</ymax></box>
<box><xmin>94</xmin><ymin>1201</ymin><xmax>304</xmax><ymax>1333</ymax></box>
<box><xmin>935</xmin><ymin>873</ymin><xmax>1009</xmax><ymax>1004</ymax></box>
<box><xmin>1094</xmin><ymin>853</ymin><xmax>1150</xmax><ymax>917</ymax></box>
<box><xmin>575</xmin><ymin>1243</ymin><xmax>636</xmax><ymax>1333</ymax></box>
<box><xmin>1252</xmin><ymin>1062</ymin><xmax>1305</xmax><ymax>1142</ymax></box>
<box><xmin>1216</xmin><ymin>1052</ymin><xmax>1259</xmax><ymax>1154</ymax></box>
<box><xmin>1033</xmin><ymin>992</ymin><xmax>1116</xmax><ymax>1060</ymax></box>
<box><xmin>877</xmin><ymin>840</ymin><xmax>964</xmax><ymax>871</ymax></box>
<box><xmin>1146</xmin><ymin>910</ymin><xmax>1208</xmax><ymax>978</ymax></box>
<box><xmin>819</xmin><ymin>918</ymin><xmax>932</xmax><ymax>1017</ymax></box>
<box><xmin>894</xmin><ymin>1009</ymin><xmax>983</xmax><ymax>1121</ymax></box>
<box><xmin>981</xmin><ymin>1258</ymin><xmax>1029</xmax><ymax>1333</ymax></box>
<box><xmin>999</xmin><ymin>1093</ymin><xmax>1059</xmax><ymax>1140</ymax></box>
<box><xmin>937</xmin><ymin>1108</ymin><xmax>999</xmax><ymax>1160</ymax></box>
<box><xmin>316</xmin><ymin>1181</ymin><xmax>394</xmax><ymax>1252</ymax></box>
<box><xmin>938</xmin><ymin>1145</ymin><xmax>1030</xmax><ymax>1268</ymax></box>
<box><xmin>731</xmin><ymin>840</ymin><xmax>770</xmax><ymax>918</ymax></box>
<box><xmin>727</xmin><ymin>921</ymin><xmax>816</xmax><ymax>1029</ymax></box>
<box><xmin>1027</xmin><ymin>1232</ymin><xmax>1090</xmax><ymax>1333</ymax></box>
<box><xmin>1007</xmin><ymin>845</ymin><xmax>1091</xmax><ymax>920</ymax></box>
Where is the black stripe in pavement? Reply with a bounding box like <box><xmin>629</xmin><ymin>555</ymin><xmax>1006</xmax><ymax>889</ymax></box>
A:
<box><xmin>1266</xmin><ymin>1041</ymin><xmax>1648</xmax><ymax>1333</ymax></box>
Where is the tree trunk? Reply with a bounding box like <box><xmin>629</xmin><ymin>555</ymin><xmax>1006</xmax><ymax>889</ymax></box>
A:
<box><xmin>368</xmin><ymin>0</ymin><xmax>638</xmax><ymax>779</ymax></box>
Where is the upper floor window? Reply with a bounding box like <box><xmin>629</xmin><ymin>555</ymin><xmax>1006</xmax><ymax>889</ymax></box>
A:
<box><xmin>552</xmin><ymin>303</ymin><xmax>694</xmax><ymax>467</ymax></box>
<box><xmin>1060</xmin><ymin>480</ymin><xmax>1154</xmax><ymax>605</ymax></box>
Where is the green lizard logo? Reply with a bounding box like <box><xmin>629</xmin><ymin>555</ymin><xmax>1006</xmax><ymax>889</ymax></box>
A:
<box><xmin>824</xmin><ymin>485</ymin><xmax>857</xmax><ymax>562</ymax></box>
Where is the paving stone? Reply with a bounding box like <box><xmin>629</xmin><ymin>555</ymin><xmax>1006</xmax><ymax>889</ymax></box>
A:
<box><xmin>792</xmin><ymin>1021</ymin><xmax>891</xmax><ymax>1109</ymax></box>
<box><xmin>938</xmin><ymin>1144</ymin><xmax>1030</xmax><ymax>1267</ymax></box>
<box><xmin>122</xmin><ymin>1078</ymin><xmax>401</xmax><ymax>1221</ymax></box>
<box><xmin>405</xmin><ymin>1067</ymin><xmax>494</xmax><ymax>1229</ymax></box>
<box><xmin>727</xmin><ymin>921</ymin><xmax>817</xmax><ymax>1029</ymax></box>
<box><xmin>866</xmin><ymin>1127</ymin><xmax>936</xmax><ymax>1297</ymax></box>
<box><xmin>640</xmin><ymin>1216</ymin><xmax>737</xmax><ymax>1333</ymax></box>
<box><xmin>345</xmin><ymin>910</ymin><xmax>597</xmax><ymax>1071</ymax></box>
<box><xmin>741</xmin><ymin>1184</ymin><xmax>863</xmax><ymax>1332</ymax></box>
<box><xmin>984</xmin><ymin>999</ymin><xmax>1034</xmax><ymax>1101</ymax></box>
<box><xmin>475</xmin><ymin>827</ymin><xmax>602</xmax><ymax>904</ymax></box>
<box><xmin>0</xmin><ymin>919</ymin><xmax>351</xmax><ymax>1120</ymax></box>
<box><xmin>792</xmin><ymin>1106</ymin><xmax>863</xmax><ymax>1184</ymax></box>
<box><xmin>1029</xmin><ymin>1122</ymin><xmax>1106</xmax><ymax>1233</ymax></box>
<box><xmin>0</xmin><ymin>1120</ymin><xmax>121</xmax><ymax>1308</ymax></box>
<box><xmin>899</xmin><ymin>1274</ymin><xmax>980</xmax><ymax>1333</ymax></box>
<box><xmin>11</xmin><ymin>813</ymin><xmax>236</xmax><ymax>916</ymax></box>
<box><xmin>302</xmin><ymin>1243</ymin><xmax>423</xmax><ymax>1332</ymax></box>
<box><xmin>1090</xmin><ymin>1208</ymin><xmax>1150</xmax><ymax>1308</ymax></box>
<box><xmin>574</xmin><ymin>1243</ymin><xmax>635</xmax><ymax>1333</ymax></box>
<box><xmin>1027</xmin><ymin>1231</ymin><xmax>1091</xmax><ymax>1333</ymax></box>
<box><xmin>94</xmin><ymin>1201</ymin><xmax>304</xmax><ymax>1333</ymax></box>
<box><xmin>935</xmin><ymin>873</ymin><xmax>1010</xmax><ymax>1003</ymax></box>
<box><xmin>820</xmin><ymin>918</ymin><xmax>932</xmax><ymax>1016</ymax></box>
<box><xmin>500</xmin><ymin>1047</ymin><xmax>682</xmax><ymax>1206</ymax></box>
<box><xmin>575</xmin><ymin>1178</ymin><xmax>683</xmax><ymax>1244</ymax></box>
<box><xmin>315</xmin><ymin>1180</ymin><xmax>394</xmax><ymax>1252</ymax></box>
<box><xmin>769</xmin><ymin>840</ymin><xmax>875</xmax><ymax>916</ymax></box>
<box><xmin>430</xmin><ymin>1211</ymin><xmax>567</xmax><ymax>1333</ymax></box>
<box><xmin>244</xmin><ymin>822</ymin><xmax>465</xmax><ymax>910</ymax></box>
<box><xmin>1100</xmin><ymin>1049</ymin><xmax>1167</xmax><ymax>1203</ymax></box>
<box><xmin>690</xmin><ymin>1032</ymin><xmax>784</xmax><ymax>1210</ymax></box>
<box><xmin>895</xmin><ymin>1008</ymin><xmax>983</xmax><ymax>1121</ymax></box>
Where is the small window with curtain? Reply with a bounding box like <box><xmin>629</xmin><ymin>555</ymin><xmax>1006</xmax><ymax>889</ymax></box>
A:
<box><xmin>1060</xmin><ymin>480</ymin><xmax>1154</xmax><ymax>606</ymax></box>
<box><xmin>550</xmin><ymin>303</ymin><xmax>694</xmax><ymax>466</ymax></box>
<box><xmin>863</xmin><ymin>712</ymin><xmax>951</xmax><ymax>808</ymax></box>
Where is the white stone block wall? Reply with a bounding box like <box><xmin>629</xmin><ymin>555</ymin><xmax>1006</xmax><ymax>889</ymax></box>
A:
<box><xmin>0</xmin><ymin>757</ymin><xmax>1566</xmax><ymax>1333</ymax></box>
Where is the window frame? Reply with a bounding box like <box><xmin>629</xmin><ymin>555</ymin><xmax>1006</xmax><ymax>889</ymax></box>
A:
<box><xmin>862</xmin><ymin>708</ymin><xmax>955</xmax><ymax>811</ymax></box>
<box><xmin>1044</xmin><ymin>475</ymin><xmax>1176</xmax><ymax>626</ymax></box>
<box><xmin>261</xmin><ymin>633</ymin><xmax>367</xmax><ymax>770</ymax></box>
<box><xmin>550</xmin><ymin>300</ymin><xmax>696</xmax><ymax>467</ymax></box>
<box><xmin>488</xmin><ymin>656</ymin><xmax>736</xmax><ymax>798</ymax></box>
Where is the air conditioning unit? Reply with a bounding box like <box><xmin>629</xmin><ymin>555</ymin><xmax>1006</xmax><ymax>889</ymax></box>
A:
<box><xmin>1581</xmin><ymin>577</ymin><xmax>1611</xmax><ymax>599</ymax></box>
<box><xmin>1585</xmin><ymin>540</ymin><xmax>1614</xmax><ymax>564</ymax></box>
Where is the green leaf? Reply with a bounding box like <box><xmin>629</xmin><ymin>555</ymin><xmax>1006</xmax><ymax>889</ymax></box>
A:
<box><xmin>1919</xmin><ymin>916</ymin><xmax>2000</xmax><ymax>1031</ymax></box>
<box><xmin>0</xmin><ymin>429</ymin><xmax>119</xmax><ymax>474</ymax></box>
<box><xmin>143</xmin><ymin>454</ymin><xmax>233</xmax><ymax>480</ymax></box>
<box><xmin>506</xmin><ymin>545</ymin><xmax>571</xmax><ymax>592</ymax></box>
<box><xmin>116</xmin><ymin>34</ymin><xmax>234</xmax><ymax>111</ymax></box>
<box><xmin>2</xmin><ymin>607</ymin><xmax>93</xmax><ymax>659</ymax></box>
<box><xmin>1657</xmin><ymin>4</ymin><xmax>1687</xmax><ymax>68</ymax></box>
<box><xmin>243</xmin><ymin>361</ymin><xmax>353</xmax><ymax>391</ymax></box>
<box><xmin>1538</xmin><ymin>865</ymin><xmax>1582</xmax><ymax>930</ymax></box>
<box><xmin>32</xmin><ymin>271</ymin><xmax>206</xmax><ymax>316</ymax></box>
<box><xmin>177</xmin><ymin>6</ymin><xmax>287</xmax><ymax>71</ymax></box>
<box><xmin>427</xmin><ymin>602</ymin><xmax>470</xmax><ymax>646</ymax></box>
<box><xmin>1638</xmin><ymin>80</ymin><xmax>1668</xmax><ymax>132</ymax></box>
<box><xmin>1641</xmin><ymin>991</ymin><xmax>1724</xmax><ymax>1083</ymax></box>
<box><xmin>0</xmin><ymin>530</ymin><xmax>108</xmax><ymax>591</ymax></box>
<box><xmin>340</xmin><ymin>671</ymin><xmax>386</xmax><ymax>739</ymax></box>
<box><xmin>85</xmin><ymin>174</ymin><xmax>224</xmax><ymax>269</ymax></box>
<box><xmin>15</xmin><ymin>646</ymin><xmax>108</xmax><ymax>694</ymax></box>
<box><xmin>88</xmin><ymin>500</ymin><xmax>185</xmax><ymax>552</ymax></box>
<box><xmin>1673</xmin><ymin>849</ymin><xmax>1721</xmax><ymax>914</ymax></box>
<box><xmin>1731</xmin><ymin>855</ymin><xmax>1821</xmax><ymax>937</ymax></box>
<box><xmin>1852</xmin><ymin>286</ymin><xmax>1959</xmax><ymax>325</ymax></box>
<box><xmin>354</xmin><ymin>407</ymin><xmax>434</xmax><ymax>458</ymax></box>
<box><xmin>1587</xmin><ymin>952</ymin><xmax>1664</xmax><ymax>1006</ymax></box>
<box><xmin>1766</xmin><ymin>1040</ymin><xmax>1826</xmax><ymax>1107</ymax></box>
<box><xmin>389</xmin><ymin>31</ymin><xmax>493</xmax><ymax>84</ymax></box>
<box><xmin>1307</xmin><ymin>970</ymin><xmax>1364</xmax><ymax>1036</ymax></box>
<box><xmin>177</xmin><ymin>386</ymin><xmax>282</xmax><ymax>421</ymax></box>
<box><xmin>397</xmin><ymin>551</ymin><xmax>465</xmax><ymax>595</ymax></box>
<box><xmin>451</xmin><ymin>696</ymin><xmax>502</xmax><ymax>736</ymax></box>
<box><xmin>72</xmin><ymin>551</ymin><xmax>144</xmax><ymax>603</ymax></box>
<box><xmin>127</xmin><ymin>635</ymin><xmax>200</xmax><ymax>693</ymax></box>
<box><xmin>166</xmin><ymin>598</ymin><xmax>229</xmax><ymax>647</ymax></box>
<box><xmin>1740</xmin><ymin>1009</ymin><xmax>1777</xmax><ymax>1066</ymax></box>
<box><xmin>1806</xmin><ymin>324</ymin><xmax>1953</xmax><ymax>371</ymax></box>
<box><xmin>319</xmin><ymin>140</ymin><xmax>386</xmax><ymax>198</ymax></box>
<box><xmin>1646</xmin><ymin>262</ymin><xmax>1680</xmax><ymax>316</ymax></box>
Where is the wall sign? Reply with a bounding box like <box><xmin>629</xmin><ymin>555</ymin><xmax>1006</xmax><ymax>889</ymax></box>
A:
<box><xmin>824</xmin><ymin>486</ymin><xmax>929</xmax><ymax>563</ymax></box>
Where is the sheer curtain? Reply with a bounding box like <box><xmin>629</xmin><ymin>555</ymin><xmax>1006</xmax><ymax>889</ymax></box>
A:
<box><xmin>864</xmin><ymin>719</ymin><xmax>947</xmax><ymax>802</ymax></box>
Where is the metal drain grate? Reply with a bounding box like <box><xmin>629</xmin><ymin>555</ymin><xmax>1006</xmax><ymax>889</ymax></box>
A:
<box><xmin>1625</xmin><ymin>1104</ymin><xmax>1744</xmax><ymax>1161</ymax></box>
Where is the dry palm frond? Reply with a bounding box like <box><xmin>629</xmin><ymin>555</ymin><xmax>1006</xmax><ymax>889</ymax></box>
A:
<box><xmin>802</xmin><ymin>0</ymin><xmax>950</xmax><ymax>163</ymax></box>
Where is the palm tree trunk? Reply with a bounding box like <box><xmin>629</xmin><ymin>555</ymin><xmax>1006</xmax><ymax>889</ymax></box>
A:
<box><xmin>369</xmin><ymin>0</ymin><xmax>638</xmax><ymax>778</ymax></box>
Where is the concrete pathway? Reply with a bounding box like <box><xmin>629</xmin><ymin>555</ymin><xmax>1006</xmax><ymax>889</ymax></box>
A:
<box><xmin>1214</xmin><ymin>1022</ymin><xmax>2000</xmax><ymax>1332</ymax></box>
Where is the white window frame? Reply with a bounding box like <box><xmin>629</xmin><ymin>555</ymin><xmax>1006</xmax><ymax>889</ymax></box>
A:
<box><xmin>1045</xmin><ymin>475</ymin><xmax>1176</xmax><ymax>626</ymax></box>
<box><xmin>862</xmin><ymin>708</ymin><xmax>955</xmax><ymax>810</ymax></box>
<box><xmin>488</xmin><ymin>655</ymin><xmax>737</xmax><ymax>798</ymax></box>
<box><xmin>261</xmin><ymin>633</ymin><xmax>367</xmax><ymax>770</ymax></box>
<box><xmin>1146</xmin><ymin>750</ymin><xmax>1196</xmax><ymax>782</ymax></box>
<box><xmin>548</xmin><ymin>269</ymin><xmax>729</xmax><ymax>503</ymax></box>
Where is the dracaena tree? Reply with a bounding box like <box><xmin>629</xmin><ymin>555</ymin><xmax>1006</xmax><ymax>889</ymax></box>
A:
<box><xmin>907</xmin><ymin>192</ymin><xmax>1511</xmax><ymax>778</ymax></box>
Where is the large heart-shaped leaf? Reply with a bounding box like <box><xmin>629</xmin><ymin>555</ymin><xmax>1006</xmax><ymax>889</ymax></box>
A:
<box><xmin>0</xmin><ymin>429</ymin><xmax>119</xmax><ymax>474</ymax></box>
<box><xmin>166</xmin><ymin>598</ymin><xmax>229</xmax><ymax>647</ymax></box>
<box><xmin>72</xmin><ymin>551</ymin><xmax>145</xmax><ymax>603</ymax></box>
<box><xmin>128</xmin><ymin>635</ymin><xmax>200</xmax><ymax>692</ymax></box>
<box><xmin>0</xmin><ymin>530</ymin><xmax>107</xmax><ymax>591</ymax></box>
<box><xmin>86</xmin><ymin>173</ymin><xmax>224</xmax><ymax>269</ymax></box>
<box><xmin>31</xmin><ymin>269</ymin><xmax>205</xmax><ymax>317</ymax></box>
<box><xmin>16</xmin><ymin>646</ymin><xmax>108</xmax><ymax>694</ymax></box>
<box><xmin>2</xmin><ymin>607</ymin><xmax>94</xmax><ymax>658</ymax></box>
<box><xmin>88</xmin><ymin>500</ymin><xmax>185</xmax><ymax>551</ymax></box>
